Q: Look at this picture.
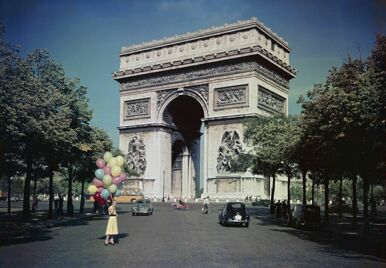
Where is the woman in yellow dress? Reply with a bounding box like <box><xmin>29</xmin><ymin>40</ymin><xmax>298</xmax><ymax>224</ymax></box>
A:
<box><xmin>105</xmin><ymin>200</ymin><xmax>118</xmax><ymax>245</ymax></box>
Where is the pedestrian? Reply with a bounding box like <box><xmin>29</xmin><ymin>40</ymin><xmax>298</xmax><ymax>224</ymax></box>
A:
<box><xmin>105</xmin><ymin>201</ymin><xmax>118</xmax><ymax>245</ymax></box>
<box><xmin>202</xmin><ymin>196</ymin><xmax>210</xmax><ymax>214</ymax></box>
<box><xmin>275</xmin><ymin>200</ymin><xmax>281</xmax><ymax>218</ymax></box>
<box><xmin>31</xmin><ymin>195</ymin><xmax>38</xmax><ymax>213</ymax></box>
<box><xmin>281</xmin><ymin>200</ymin><xmax>287</xmax><ymax>219</ymax></box>
<box><xmin>58</xmin><ymin>193</ymin><xmax>64</xmax><ymax>216</ymax></box>
<box><xmin>54</xmin><ymin>194</ymin><xmax>59</xmax><ymax>213</ymax></box>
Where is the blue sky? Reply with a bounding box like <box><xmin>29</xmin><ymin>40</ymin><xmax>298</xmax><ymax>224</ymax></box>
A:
<box><xmin>1</xmin><ymin>0</ymin><xmax>384</xmax><ymax>146</ymax></box>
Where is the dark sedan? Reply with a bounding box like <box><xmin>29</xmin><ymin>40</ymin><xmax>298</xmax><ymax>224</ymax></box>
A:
<box><xmin>218</xmin><ymin>202</ymin><xmax>250</xmax><ymax>227</ymax></box>
<box><xmin>132</xmin><ymin>199</ymin><xmax>153</xmax><ymax>216</ymax></box>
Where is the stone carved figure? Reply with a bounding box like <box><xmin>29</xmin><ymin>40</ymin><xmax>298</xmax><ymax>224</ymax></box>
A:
<box><xmin>126</xmin><ymin>136</ymin><xmax>147</xmax><ymax>175</ymax></box>
<box><xmin>217</xmin><ymin>131</ymin><xmax>242</xmax><ymax>173</ymax></box>
<box><xmin>258</xmin><ymin>88</ymin><xmax>285</xmax><ymax>113</ymax></box>
<box><xmin>125</xmin><ymin>99</ymin><xmax>149</xmax><ymax>118</ymax></box>
<box><xmin>216</xmin><ymin>86</ymin><xmax>246</xmax><ymax>107</ymax></box>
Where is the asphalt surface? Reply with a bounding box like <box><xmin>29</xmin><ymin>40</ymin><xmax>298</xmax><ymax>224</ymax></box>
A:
<box><xmin>0</xmin><ymin>202</ymin><xmax>385</xmax><ymax>268</ymax></box>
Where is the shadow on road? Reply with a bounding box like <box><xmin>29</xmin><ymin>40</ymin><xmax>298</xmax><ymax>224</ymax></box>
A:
<box><xmin>0</xmin><ymin>209</ymin><xmax>106</xmax><ymax>247</ymax></box>
<box><xmin>253</xmin><ymin>207</ymin><xmax>386</xmax><ymax>262</ymax></box>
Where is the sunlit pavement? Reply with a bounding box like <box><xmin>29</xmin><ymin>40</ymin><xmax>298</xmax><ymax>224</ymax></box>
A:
<box><xmin>0</xmin><ymin>202</ymin><xmax>385</xmax><ymax>268</ymax></box>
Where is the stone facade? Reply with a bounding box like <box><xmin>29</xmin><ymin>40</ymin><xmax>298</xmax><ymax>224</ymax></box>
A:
<box><xmin>113</xmin><ymin>18</ymin><xmax>296</xmax><ymax>199</ymax></box>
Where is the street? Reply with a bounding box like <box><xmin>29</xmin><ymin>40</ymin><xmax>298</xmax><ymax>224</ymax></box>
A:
<box><xmin>0</xmin><ymin>202</ymin><xmax>385</xmax><ymax>267</ymax></box>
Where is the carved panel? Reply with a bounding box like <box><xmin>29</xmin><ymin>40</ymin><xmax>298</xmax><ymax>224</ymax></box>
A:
<box><xmin>214</xmin><ymin>85</ymin><xmax>248</xmax><ymax>109</ymax></box>
<box><xmin>124</xmin><ymin>98</ymin><xmax>150</xmax><ymax>120</ymax></box>
<box><xmin>217</xmin><ymin>131</ymin><xmax>242</xmax><ymax>173</ymax></box>
<box><xmin>121</xmin><ymin>61</ymin><xmax>289</xmax><ymax>90</ymax></box>
<box><xmin>258</xmin><ymin>86</ymin><xmax>285</xmax><ymax>113</ymax></box>
<box><xmin>157</xmin><ymin>88</ymin><xmax>175</xmax><ymax>108</ymax></box>
<box><xmin>126</xmin><ymin>136</ymin><xmax>147</xmax><ymax>176</ymax></box>
<box><xmin>185</xmin><ymin>84</ymin><xmax>209</xmax><ymax>104</ymax></box>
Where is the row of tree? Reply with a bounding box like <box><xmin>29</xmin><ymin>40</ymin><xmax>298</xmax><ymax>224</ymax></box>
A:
<box><xmin>0</xmin><ymin>25</ymin><xmax>114</xmax><ymax>220</ymax></box>
<box><xmin>234</xmin><ymin>35</ymin><xmax>385</xmax><ymax>230</ymax></box>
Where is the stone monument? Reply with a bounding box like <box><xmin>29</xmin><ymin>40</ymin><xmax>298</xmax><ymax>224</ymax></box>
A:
<box><xmin>113</xmin><ymin>18</ymin><xmax>296</xmax><ymax>199</ymax></box>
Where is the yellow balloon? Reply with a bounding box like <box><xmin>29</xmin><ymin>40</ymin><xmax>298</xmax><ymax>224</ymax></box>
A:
<box><xmin>111</xmin><ymin>166</ymin><xmax>121</xmax><ymax>177</ymax></box>
<box><xmin>103</xmin><ymin>152</ymin><xmax>113</xmax><ymax>163</ymax></box>
<box><xmin>116</xmin><ymin>155</ymin><xmax>125</xmax><ymax>167</ymax></box>
<box><xmin>109</xmin><ymin>184</ymin><xmax>117</xmax><ymax>194</ymax></box>
<box><xmin>103</xmin><ymin>175</ymin><xmax>112</xmax><ymax>187</ymax></box>
<box><xmin>107</xmin><ymin>157</ymin><xmax>117</xmax><ymax>167</ymax></box>
<box><xmin>87</xmin><ymin>185</ymin><xmax>97</xmax><ymax>195</ymax></box>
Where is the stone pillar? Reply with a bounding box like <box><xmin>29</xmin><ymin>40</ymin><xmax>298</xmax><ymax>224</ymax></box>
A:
<box><xmin>203</xmin><ymin>123</ymin><xmax>209</xmax><ymax>195</ymax></box>
<box><xmin>182</xmin><ymin>152</ymin><xmax>190</xmax><ymax>198</ymax></box>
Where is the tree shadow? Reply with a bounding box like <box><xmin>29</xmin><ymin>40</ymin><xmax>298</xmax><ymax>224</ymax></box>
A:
<box><xmin>256</xmin><ymin>214</ymin><xmax>386</xmax><ymax>262</ymax></box>
<box><xmin>0</xmin><ymin>209</ymin><xmax>107</xmax><ymax>247</ymax></box>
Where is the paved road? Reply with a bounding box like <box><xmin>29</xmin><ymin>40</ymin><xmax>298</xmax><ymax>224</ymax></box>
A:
<box><xmin>0</xmin><ymin>202</ymin><xmax>385</xmax><ymax>267</ymax></box>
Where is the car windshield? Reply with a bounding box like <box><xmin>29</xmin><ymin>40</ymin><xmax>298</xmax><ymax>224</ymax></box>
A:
<box><xmin>137</xmin><ymin>200</ymin><xmax>150</xmax><ymax>204</ymax></box>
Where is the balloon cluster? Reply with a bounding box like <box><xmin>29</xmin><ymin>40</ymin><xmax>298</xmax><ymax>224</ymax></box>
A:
<box><xmin>87</xmin><ymin>152</ymin><xmax>127</xmax><ymax>205</ymax></box>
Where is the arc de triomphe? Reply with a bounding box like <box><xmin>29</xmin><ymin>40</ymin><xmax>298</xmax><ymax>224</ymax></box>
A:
<box><xmin>113</xmin><ymin>18</ymin><xmax>296</xmax><ymax>199</ymax></box>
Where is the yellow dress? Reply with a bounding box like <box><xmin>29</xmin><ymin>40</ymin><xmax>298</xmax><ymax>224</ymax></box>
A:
<box><xmin>105</xmin><ymin>206</ymin><xmax>118</xmax><ymax>235</ymax></box>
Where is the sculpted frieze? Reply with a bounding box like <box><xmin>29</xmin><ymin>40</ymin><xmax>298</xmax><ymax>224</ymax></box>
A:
<box><xmin>121</xmin><ymin>61</ymin><xmax>289</xmax><ymax>90</ymax></box>
<box><xmin>124</xmin><ymin>98</ymin><xmax>150</xmax><ymax>120</ymax></box>
<box><xmin>215</xmin><ymin>85</ymin><xmax>247</xmax><ymax>108</ymax></box>
<box><xmin>258</xmin><ymin>87</ymin><xmax>285</xmax><ymax>113</ymax></box>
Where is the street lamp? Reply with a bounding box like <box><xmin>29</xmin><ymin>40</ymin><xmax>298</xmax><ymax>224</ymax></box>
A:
<box><xmin>162</xmin><ymin>171</ymin><xmax>165</xmax><ymax>202</ymax></box>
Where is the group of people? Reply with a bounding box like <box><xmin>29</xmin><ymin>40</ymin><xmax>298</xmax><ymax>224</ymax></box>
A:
<box><xmin>275</xmin><ymin>200</ymin><xmax>289</xmax><ymax>219</ymax></box>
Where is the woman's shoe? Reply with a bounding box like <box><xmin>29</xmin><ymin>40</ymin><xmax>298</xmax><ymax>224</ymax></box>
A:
<box><xmin>104</xmin><ymin>242</ymin><xmax>108</xmax><ymax>246</ymax></box>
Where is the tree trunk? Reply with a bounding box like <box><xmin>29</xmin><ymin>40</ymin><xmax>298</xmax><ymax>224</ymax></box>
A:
<box><xmin>302</xmin><ymin>170</ymin><xmax>307</xmax><ymax>205</ymax></box>
<box><xmin>352</xmin><ymin>177</ymin><xmax>357</xmax><ymax>226</ymax></box>
<box><xmin>79</xmin><ymin>177</ymin><xmax>85</xmax><ymax>213</ymax></box>
<box><xmin>338</xmin><ymin>177</ymin><xmax>343</xmax><ymax>218</ymax></box>
<box><xmin>7</xmin><ymin>176</ymin><xmax>11</xmax><ymax>216</ymax></box>
<box><xmin>363</xmin><ymin>178</ymin><xmax>370</xmax><ymax>231</ymax></box>
<box><xmin>269</xmin><ymin>174</ymin><xmax>276</xmax><ymax>214</ymax></box>
<box><xmin>311</xmin><ymin>174</ymin><xmax>315</xmax><ymax>205</ymax></box>
<box><xmin>67</xmin><ymin>165</ymin><xmax>74</xmax><ymax>217</ymax></box>
<box><xmin>370</xmin><ymin>184</ymin><xmax>376</xmax><ymax>219</ymax></box>
<box><xmin>22</xmin><ymin>144</ymin><xmax>32</xmax><ymax>221</ymax></box>
<box><xmin>324</xmin><ymin>178</ymin><xmax>329</xmax><ymax>224</ymax></box>
<box><xmin>48</xmin><ymin>167</ymin><xmax>54</xmax><ymax>219</ymax></box>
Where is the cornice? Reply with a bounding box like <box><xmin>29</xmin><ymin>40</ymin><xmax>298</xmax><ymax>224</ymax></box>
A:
<box><xmin>113</xmin><ymin>45</ymin><xmax>296</xmax><ymax>80</ymax></box>
<box><xmin>120</xmin><ymin>17</ymin><xmax>290</xmax><ymax>55</ymax></box>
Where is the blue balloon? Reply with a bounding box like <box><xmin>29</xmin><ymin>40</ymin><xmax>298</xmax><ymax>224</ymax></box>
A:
<box><xmin>101</xmin><ymin>189</ymin><xmax>110</xmax><ymax>199</ymax></box>
<box><xmin>95</xmin><ymin>169</ymin><xmax>104</xmax><ymax>180</ymax></box>
<box><xmin>115</xmin><ymin>190</ymin><xmax>122</xmax><ymax>197</ymax></box>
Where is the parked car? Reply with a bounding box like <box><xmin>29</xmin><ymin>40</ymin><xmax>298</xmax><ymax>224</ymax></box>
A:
<box><xmin>291</xmin><ymin>204</ymin><xmax>321</xmax><ymax>229</ymax></box>
<box><xmin>218</xmin><ymin>202</ymin><xmax>250</xmax><ymax>227</ymax></box>
<box><xmin>115</xmin><ymin>188</ymin><xmax>144</xmax><ymax>203</ymax></box>
<box><xmin>132</xmin><ymin>199</ymin><xmax>153</xmax><ymax>216</ymax></box>
<box><xmin>329</xmin><ymin>200</ymin><xmax>352</xmax><ymax>214</ymax></box>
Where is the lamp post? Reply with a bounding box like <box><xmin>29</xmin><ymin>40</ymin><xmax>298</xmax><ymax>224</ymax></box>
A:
<box><xmin>162</xmin><ymin>171</ymin><xmax>165</xmax><ymax>202</ymax></box>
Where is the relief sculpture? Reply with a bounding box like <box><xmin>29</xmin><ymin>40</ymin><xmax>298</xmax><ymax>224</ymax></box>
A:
<box><xmin>124</xmin><ymin>98</ymin><xmax>150</xmax><ymax>119</ymax></box>
<box><xmin>216</xmin><ymin>86</ymin><xmax>247</xmax><ymax>107</ymax></box>
<box><xmin>258</xmin><ymin>88</ymin><xmax>285</xmax><ymax>113</ymax></box>
<box><xmin>126</xmin><ymin>136</ymin><xmax>147</xmax><ymax>175</ymax></box>
<box><xmin>216</xmin><ymin>131</ymin><xmax>242</xmax><ymax>173</ymax></box>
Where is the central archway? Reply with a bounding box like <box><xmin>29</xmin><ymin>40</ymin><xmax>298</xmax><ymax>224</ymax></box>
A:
<box><xmin>163</xmin><ymin>95</ymin><xmax>204</xmax><ymax>198</ymax></box>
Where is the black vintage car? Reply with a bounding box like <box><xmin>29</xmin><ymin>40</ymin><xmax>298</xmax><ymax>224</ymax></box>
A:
<box><xmin>291</xmin><ymin>204</ymin><xmax>321</xmax><ymax>229</ymax></box>
<box><xmin>218</xmin><ymin>202</ymin><xmax>250</xmax><ymax>227</ymax></box>
<box><xmin>132</xmin><ymin>199</ymin><xmax>153</xmax><ymax>216</ymax></box>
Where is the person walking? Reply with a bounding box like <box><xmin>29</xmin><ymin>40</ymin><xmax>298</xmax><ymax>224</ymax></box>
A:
<box><xmin>202</xmin><ymin>196</ymin><xmax>210</xmax><ymax>214</ymax></box>
<box><xmin>58</xmin><ymin>194</ymin><xmax>64</xmax><ymax>216</ymax></box>
<box><xmin>105</xmin><ymin>201</ymin><xmax>118</xmax><ymax>245</ymax></box>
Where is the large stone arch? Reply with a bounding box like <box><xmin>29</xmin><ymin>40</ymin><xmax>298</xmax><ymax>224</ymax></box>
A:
<box><xmin>157</xmin><ymin>88</ymin><xmax>209</xmax><ymax>124</ymax></box>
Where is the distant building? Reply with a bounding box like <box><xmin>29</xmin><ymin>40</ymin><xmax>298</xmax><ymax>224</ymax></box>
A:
<box><xmin>113</xmin><ymin>18</ymin><xmax>296</xmax><ymax>199</ymax></box>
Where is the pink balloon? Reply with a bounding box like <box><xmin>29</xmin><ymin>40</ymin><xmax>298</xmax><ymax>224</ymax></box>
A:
<box><xmin>93</xmin><ymin>178</ymin><xmax>104</xmax><ymax>188</ymax></box>
<box><xmin>103</xmin><ymin>166</ymin><xmax>112</xmax><ymax>176</ymax></box>
<box><xmin>96</xmin><ymin>158</ymin><xmax>106</xmax><ymax>169</ymax></box>
<box><xmin>112</xmin><ymin>176</ymin><xmax>121</xmax><ymax>185</ymax></box>
<box><xmin>119</xmin><ymin>173</ymin><xmax>127</xmax><ymax>181</ymax></box>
